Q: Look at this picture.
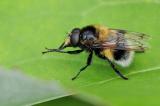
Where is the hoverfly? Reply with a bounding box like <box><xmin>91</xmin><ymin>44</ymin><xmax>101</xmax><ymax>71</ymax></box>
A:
<box><xmin>42</xmin><ymin>25</ymin><xmax>149</xmax><ymax>80</ymax></box>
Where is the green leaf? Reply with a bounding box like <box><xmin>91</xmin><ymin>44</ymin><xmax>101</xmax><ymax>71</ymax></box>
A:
<box><xmin>34</xmin><ymin>96</ymin><xmax>105</xmax><ymax>106</ymax></box>
<box><xmin>0</xmin><ymin>69</ymin><xmax>69</xmax><ymax>106</ymax></box>
<box><xmin>0</xmin><ymin>0</ymin><xmax>160</xmax><ymax>106</ymax></box>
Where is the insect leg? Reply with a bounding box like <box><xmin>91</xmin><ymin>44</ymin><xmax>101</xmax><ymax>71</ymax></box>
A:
<box><xmin>72</xmin><ymin>51</ymin><xmax>93</xmax><ymax>80</ymax></box>
<box><xmin>42</xmin><ymin>48</ymin><xmax>83</xmax><ymax>54</ymax></box>
<box><xmin>135</xmin><ymin>51</ymin><xmax>145</xmax><ymax>53</ymax></box>
<box><xmin>106</xmin><ymin>58</ymin><xmax>128</xmax><ymax>80</ymax></box>
<box><xmin>65</xmin><ymin>50</ymin><xmax>84</xmax><ymax>54</ymax></box>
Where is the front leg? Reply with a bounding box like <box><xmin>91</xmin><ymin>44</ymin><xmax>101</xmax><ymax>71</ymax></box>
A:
<box><xmin>72</xmin><ymin>51</ymin><xmax>93</xmax><ymax>80</ymax></box>
<box><xmin>42</xmin><ymin>48</ymin><xmax>83</xmax><ymax>54</ymax></box>
<box><xmin>106</xmin><ymin>58</ymin><xmax>128</xmax><ymax>80</ymax></box>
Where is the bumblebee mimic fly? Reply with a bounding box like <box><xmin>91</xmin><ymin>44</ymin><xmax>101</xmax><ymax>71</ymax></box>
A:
<box><xmin>42</xmin><ymin>25</ymin><xmax>150</xmax><ymax>80</ymax></box>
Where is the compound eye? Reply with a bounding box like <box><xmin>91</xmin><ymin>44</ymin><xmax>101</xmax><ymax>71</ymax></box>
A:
<box><xmin>70</xmin><ymin>28</ymin><xmax>80</xmax><ymax>46</ymax></box>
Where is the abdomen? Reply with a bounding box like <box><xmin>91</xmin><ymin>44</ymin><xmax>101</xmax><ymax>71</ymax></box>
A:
<box><xmin>113</xmin><ymin>49</ymin><xmax>134</xmax><ymax>67</ymax></box>
<box><xmin>94</xmin><ymin>48</ymin><xmax>134</xmax><ymax>67</ymax></box>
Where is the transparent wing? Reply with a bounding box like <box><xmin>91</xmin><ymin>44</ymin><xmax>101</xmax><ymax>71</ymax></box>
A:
<box><xmin>92</xmin><ymin>29</ymin><xmax>150</xmax><ymax>52</ymax></box>
<box><xmin>123</xmin><ymin>30</ymin><xmax>150</xmax><ymax>51</ymax></box>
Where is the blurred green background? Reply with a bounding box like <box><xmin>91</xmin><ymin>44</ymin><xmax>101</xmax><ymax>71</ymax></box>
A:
<box><xmin>0</xmin><ymin>0</ymin><xmax>160</xmax><ymax>106</ymax></box>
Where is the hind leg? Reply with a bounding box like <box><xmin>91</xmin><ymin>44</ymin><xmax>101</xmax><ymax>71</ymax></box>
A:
<box><xmin>106</xmin><ymin>58</ymin><xmax>128</xmax><ymax>80</ymax></box>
